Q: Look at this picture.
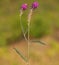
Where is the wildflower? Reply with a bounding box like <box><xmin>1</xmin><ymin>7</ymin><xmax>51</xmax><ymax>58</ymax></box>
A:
<box><xmin>32</xmin><ymin>2</ymin><xmax>39</xmax><ymax>9</ymax></box>
<box><xmin>21</xmin><ymin>3</ymin><xmax>28</xmax><ymax>10</ymax></box>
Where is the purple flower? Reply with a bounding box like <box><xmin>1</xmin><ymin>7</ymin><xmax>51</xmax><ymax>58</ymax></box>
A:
<box><xmin>21</xmin><ymin>4</ymin><xmax>28</xmax><ymax>10</ymax></box>
<box><xmin>32</xmin><ymin>2</ymin><xmax>39</xmax><ymax>9</ymax></box>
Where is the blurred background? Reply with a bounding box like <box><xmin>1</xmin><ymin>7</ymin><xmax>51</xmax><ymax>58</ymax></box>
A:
<box><xmin>0</xmin><ymin>0</ymin><xmax>59</xmax><ymax>65</ymax></box>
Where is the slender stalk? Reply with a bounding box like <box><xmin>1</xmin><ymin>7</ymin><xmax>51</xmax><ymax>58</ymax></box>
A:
<box><xmin>27</xmin><ymin>9</ymin><xmax>33</xmax><ymax>65</ymax></box>
<box><xmin>20</xmin><ymin>9</ymin><xmax>33</xmax><ymax>65</ymax></box>
<box><xmin>20</xmin><ymin>10</ymin><xmax>28</xmax><ymax>42</ymax></box>
<box><xmin>27</xmin><ymin>21</ymin><xmax>30</xmax><ymax>65</ymax></box>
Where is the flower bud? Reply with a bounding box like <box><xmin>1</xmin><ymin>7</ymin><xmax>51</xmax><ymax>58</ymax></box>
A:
<box><xmin>32</xmin><ymin>2</ymin><xmax>39</xmax><ymax>9</ymax></box>
<box><xmin>21</xmin><ymin>4</ymin><xmax>28</xmax><ymax>10</ymax></box>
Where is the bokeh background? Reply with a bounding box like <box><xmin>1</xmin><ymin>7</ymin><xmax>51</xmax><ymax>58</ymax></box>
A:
<box><xmin>0</xmin><ymin>0</ymin><xmax>59</xmax><ymax>65</ymax></box>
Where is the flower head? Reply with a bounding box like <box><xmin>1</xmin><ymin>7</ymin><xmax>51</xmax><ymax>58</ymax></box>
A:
<box><xmin>21</xmin><ymin>3</ymin><xmax>28</xmax><ymax>10</ymax></box>
<box><xmin>32</xmin><ymin>2</ymin><xmax>39</xmax><ymax>9</ymax></box>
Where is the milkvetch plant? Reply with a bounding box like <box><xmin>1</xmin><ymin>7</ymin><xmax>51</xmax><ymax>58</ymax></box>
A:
<box><xmin>14</xmin><ymin>1</ymin><xmax>46</xmax><ymax>65</ymax></box>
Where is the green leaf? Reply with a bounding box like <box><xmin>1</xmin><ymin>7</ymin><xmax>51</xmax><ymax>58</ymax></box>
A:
<box><xmin>13</xmin><ymin>48</ymin><xmax>28</xmax><ymax>62</ymax></box>
<box><xmin>30</xmin><ymin>40</ymin><xmax>46</xmax><ymax>45</ymax></box>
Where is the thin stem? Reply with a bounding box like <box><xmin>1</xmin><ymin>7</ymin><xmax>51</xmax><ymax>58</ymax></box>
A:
<box><xmin>20</xmin><ymin>10</ymin><xmax>28</xmax><ymax>42</ymax></box>
<box><xmin>27</xmin><ymin>21</ymin><xmax>30</xmax><ymax>65</ymax></box>
<box><xmin>27</xmin><ymin>9</ymin><xmax>33</xmax><ymax>65</ymax></box>
<box><xmin>24</xmin><ymin>29</ymin><xmax>28</xmax><ymax>35</ymax></box>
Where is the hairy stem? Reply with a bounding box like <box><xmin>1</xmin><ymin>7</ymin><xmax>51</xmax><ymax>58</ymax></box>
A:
<box><xmin>20</xmin><ymin>10</ymin><xmax>28</xmax><ymax>42</ymax></box>
<box><xmin>27</xmin><ymin>9</ymin><xmax>33</xmax><ymax>65</ymax></box>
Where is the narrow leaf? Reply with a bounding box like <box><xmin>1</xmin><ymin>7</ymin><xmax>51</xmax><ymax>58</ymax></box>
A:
<box><xmin>13</xmin><ymin>48</ymin><xmax>28</xmax><ymax>62</ymax></box>
<box><xmin>31</xmin><ymin>40</ymin><xmax>46</xmax><ymax>45</ymax></box>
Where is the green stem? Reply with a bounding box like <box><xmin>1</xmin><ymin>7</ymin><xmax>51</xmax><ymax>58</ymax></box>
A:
<box><xmin>20</xmin><ymin>10</ymin><xmax>28</xmax><ymax>42</ymax></box>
